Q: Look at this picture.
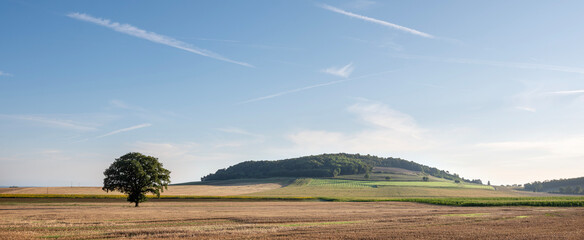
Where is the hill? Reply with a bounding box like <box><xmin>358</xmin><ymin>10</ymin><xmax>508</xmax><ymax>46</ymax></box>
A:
<box><xmin>201</xmin><ymin>153</ymin><xmax>474</xmax><ymax>183</ymax></box>
<box><xmin>524</xmin><ymin>177</ymin><xmax>584</xmax><ymax>194</ymax></box>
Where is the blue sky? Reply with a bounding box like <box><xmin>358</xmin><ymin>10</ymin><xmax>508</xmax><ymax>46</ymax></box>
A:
<box><xmin>2</xmin><ymin>1</ymin><xmax>584</xmax><ymax>186</ymax></box>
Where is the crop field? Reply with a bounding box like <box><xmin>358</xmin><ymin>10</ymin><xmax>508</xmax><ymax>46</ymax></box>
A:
<box><xmin>1</xmin><ymin>178</ymin><xmax>557</xmax><ymax>202</ymax></box>
<box><xmin>305</xmin><ymin>178</ymin><xmax>494</xmax><ymax>189</ymax></box>
<box><xmin>1</xmin><ymin>198</ymin><xmax>584</xmax><ymax>239</ymax></box>
<box><xmin>335</xmin><ymin>167</ymin><xmax>447</xmax><ymax>182</ymax></box>
<box><xmin>247</xmin><ymin>178</ymin><xmax>535</xmax><ymax>199</ymax></box>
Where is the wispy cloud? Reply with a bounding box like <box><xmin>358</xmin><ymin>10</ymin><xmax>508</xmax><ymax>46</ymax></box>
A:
<box><xmin>286</xmin><ymin>100</ymin><xmax>431</xmax><ymax>155</ymax></box>
<box><xmin>322</xmin><ymin>63</ymin><xmax>355</xmax><ymax>78</ymax></box>
<box><xmin>217</xmin><ymin>127</ymin><xmax>255</xmax><ymax>136</ymax></box>
<box><xmin>67</xmin><ymin>12</ymin><xmax>253</xmax><ymax>68</ymax></box>
<box><xmin>97</xmin><ymin>123</ymin><xmax>151</xmax><ymax>138</ymax></box>
<box><xmin>238</xmin><ymin>79</ymin><xmax>347</xmax><ymax>105</ymax></box>
<box><xmin>348</xmin><ymin>101</ymin><xmax>424</xmax><ymax>137</ymax></box>
<box><xmin>546</xmin><ymin>90</ymin><xmax>584</xmax><ymax>95</ymax></box>
<box><xmin>397</xmin><ymin>54</ymin><xmax>584</xmax><ymax>74</ymax></box>
<box><xmin>238</xmin><ymin>70</ymin><xmax>396</xmax><ymax>104</ymax></box>
<box><xmin>319</xmin><ymin>4</ymin><xmax>434</xmax><ymax>39</ymax></box>
<box><xmin>109</xmin><ymin>99</ymin><xmax>148</xmax><ymax>112</ymax></box>
<box><xmin>515</xmin><ymin>106</ymin><xmax>537</xmax><ymax>113</ymax></box>
<box><xmin>344</xmin><ymin>36</ymin><xmax>404</xmax><ymax>51</ymax></box>
<box><xmin>0</xmin><ymin>114</ymin><xmax>97</xmax><ymax>131</ymax></box>
<box><xmin>0</xmin><ymin>71</ymin><xmax>13</xmax><ymax>77</ymax></box>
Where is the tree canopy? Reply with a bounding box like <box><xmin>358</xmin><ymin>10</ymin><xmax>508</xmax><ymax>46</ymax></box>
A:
<box><xmin>103</xmin><ymin>152</ymin><xmax>171</xmax><ymax>207</ymax></box>
<box><xmin>524</xmin><ymin>177</ymin><xmax>584</xmax><ymax>194</ymax></box>
<box><xmin>201</xmin><ymin>153</ymin><xmax>467</xmax><ymax>182</ymax></box>
<box><xmin>202</xmin><ymin>154</ymin><xmax>370</xmax><ymax>181</ymax></box>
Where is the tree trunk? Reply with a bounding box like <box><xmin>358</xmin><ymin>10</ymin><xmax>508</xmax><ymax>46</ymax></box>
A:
<box><xmin>135</xmin><ymin>201</ymin><xmax>139</xmax><ymax>207</ymax></box>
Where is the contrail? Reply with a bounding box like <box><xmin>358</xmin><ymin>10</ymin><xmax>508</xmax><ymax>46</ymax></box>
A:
<box><xmin>97</xmin><ymin>123</ymin><xmax>152</xmax><ymax>138</ymax></box>
<box><xmin>238</xmin><ymin>70</ymin><xmax>397</xmax><ymax>104</ymax></box>
<box><xmin>67</xmin><ymin>13</ymin><xmax>253</xmax><ymax>67</ymax></box>
<box><xmin>319</xmin><ymin>4</ymin><xmax>434</xmax><ymax>39</ymax></box>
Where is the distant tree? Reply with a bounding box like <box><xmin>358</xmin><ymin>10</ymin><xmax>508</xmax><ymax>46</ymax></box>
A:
<box><xmin>385</xmin><ymin>176</ymin><xmax>391</xmax><ymax>181</ymax></box>
<box><xmin>422</xmin><ymin>176</ymin><xmax>429</xmax><ymax>182</ymax></box>
<box><xmin>488</xmin><ymin>181</ymin><xmax>491</xmax><ymax>186</ymax></box>
<box><xmin>332</xmin><ymin>168</ymin><xmax>341</xmax><ymax>177</ymax></box>
<box><xmin>364</xmin><ymin>172</ymin><xmax>370</xmax><ymax>179</ymax></box>
<box><xmin>103</xmin><ymin>152</ymin><xmax>171</xmax><ymax>207</ymax></box>
<box><xmin>533</xmin><ymin>182</ymin><xmax>543</xmax><ymax>192</ymax></box>
<box><xmin>469</xmin><ymin>179</ymin><xmax>483</xmax><ymax>185</ymax></box>
<box><xmin>455</xmin><ymin>180</ymin><xmax>460</xmax><ymax>183</ymax></box>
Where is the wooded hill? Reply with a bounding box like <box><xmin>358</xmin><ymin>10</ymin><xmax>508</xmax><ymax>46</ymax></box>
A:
<box><xmin>524</xmin><ymin>177</ymin><xmax>584</xmax><ymax>195</ymax></box>
<box><xmin>201</xmin><ymin>153</ymin><xmax>470</xmax><ymax>182</ymax></box>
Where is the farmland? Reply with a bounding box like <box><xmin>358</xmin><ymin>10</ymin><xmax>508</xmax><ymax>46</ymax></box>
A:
<box><xmin>1</xmin><ymin>198</ymin><xmax>584</xmax><ymax>239</ymax></box>
<box><xmin>0</xmin><ymin>181</ymin><xmax>285</xmax><ymax>196</ymax></box>
<box><xmin>246</xmin><ymin>178</ymin><xmax>540</xmax><ymax>199</ymax></box>
<box><xmin>2</xmin><ymin>177</ymin><xmax>584</xmax><ymax>239</ymax></box>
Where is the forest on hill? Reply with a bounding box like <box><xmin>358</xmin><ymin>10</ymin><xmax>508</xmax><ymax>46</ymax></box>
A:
<box><xmin>524</xmin><ymin>177</ymin><xmax>584</xmax><ymax>194</ymax></box>
<box><xmin>201</xmin><ymin>153</ymin><xmax>471</xmax><ymax>182</ymax></box>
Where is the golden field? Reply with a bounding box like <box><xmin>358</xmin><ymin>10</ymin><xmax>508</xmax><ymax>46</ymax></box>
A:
<box><xmin>0</xmin><ymin>183</ymin><xmax>283</xmax><ymax>197</ymax></box>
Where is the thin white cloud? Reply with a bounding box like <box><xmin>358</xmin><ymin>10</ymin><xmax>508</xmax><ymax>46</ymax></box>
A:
<box><xmin>348</xmin><ymin>101</ymin><xmax>424</xmax><ymax>138</ymax></box>
<box><xmin>0</xmin><ymin>114</ymin><xmax>97</xmax><ymax>131</ymax></box>
<box><xmin>109</xmin><ymin>99</ymin><xmax>148</xmax><ymax>112</ymax></box>
<box><xmin>319</xmin><ymin>4</ymin><xmax>434</xmax><ymax>39</ymax></box>
<box><xmin>217</xmin><ymin>127</ymin><xmax>255</xmax><ymax>136</ymax></box>
<box><xmin>546</xmin><ymin>90</ymin><xmax>584</xmax><ymax>95</ymax></box>
<box><xmin>238</xmin><ymin>70</ymin><xmax>396</xmax><ymax>104</ymax></box>
<box><xmin>515</xmin><ymin>106</ymin><xmax>537</xmax><ymax>113</ymax></box>
<box><xmin>0</xmin><ymin>71</ymin><xmax>13</xmax><ymax>77</ymax></box>
<box><xmin>67</xmin><ymin>12</ymin><xmax>253</xmax><ymax>68</ymax></box>
<box><xmin>397</xmin><ymin>54</ymin><xmax>584</xmax><ymax>74</ymax></box>
<box><xmin>322</xmin><ymin>63</ymin><xmax>355</xmax><ymax>78</ymax></box>
<box><xmin>109</xmin><ymin>100</ymin><xmax>131</xmax><ymax>109</ymax></box>
<box><xmin>97</xmin><ymin>123</ymin><xmax>152</xmax><ymax>138</ymax></box>
<box><xmin>238</xmin><ymin>79</ymin><xmax>347</xmax><ymax>105</ymax></box>
<box><xmin>475</xmin><ymin>136</ymin><xmax>584</xmax><ymax>160</ymax></box>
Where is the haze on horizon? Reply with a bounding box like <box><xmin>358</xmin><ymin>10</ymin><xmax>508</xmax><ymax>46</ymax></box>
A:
<box><xmin>1</xmin><ymin>1</ymin><xmax>584</xmax><ymax>187</ymax></box>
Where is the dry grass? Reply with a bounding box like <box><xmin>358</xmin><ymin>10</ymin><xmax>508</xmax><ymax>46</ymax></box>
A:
<box><xmin>1</xmin><ymin>198</ymin><xmax>583</xmax><ymax>239</ymax></box>
<box><xmin>248</xmin><ymin>184</ymin><xmax>532</xmax><ymax>198</ymax></box>
<box><xmin>1</xmin><ymin>183</ymin><xmax>283</xmax><ymax>197</ymax></box>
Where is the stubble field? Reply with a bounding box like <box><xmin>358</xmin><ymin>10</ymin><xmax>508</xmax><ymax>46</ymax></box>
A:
<box><xmin>1</xmin><ymin>198</ymin><xmax>584</xmax><ymax>239</ymax></box>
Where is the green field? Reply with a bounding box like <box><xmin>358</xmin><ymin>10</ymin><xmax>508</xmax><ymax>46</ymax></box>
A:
<box><xmin>334</xmin><ymin>167</ymin><xmax>449</xmax><ymax>182</ymax></box>
<box><xmin>245</xmin><ymin>178</ymin><xmax>526</xmax><ymax>199</ymax></box>
<box><xmin>304</xmin><ymin>178</ymin><xmax>493</xmax><ymax>189</ymax></box>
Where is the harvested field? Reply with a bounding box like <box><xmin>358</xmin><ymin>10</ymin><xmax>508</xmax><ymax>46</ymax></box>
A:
<box><xmin>1</xmin><ymin>183</ymin><xmax>283</xmax><ymax>196</ymax></box>
<box><xmin>1</xmin><ymin>198</ymin><xmax>583</xmax><ymax>239</ymax></box>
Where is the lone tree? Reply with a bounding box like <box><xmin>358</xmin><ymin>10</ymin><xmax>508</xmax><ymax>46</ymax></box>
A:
<box><xmin>103</xmin><ymin>152</ymin><xmax>171</xmax><ymax>207</ymax></box>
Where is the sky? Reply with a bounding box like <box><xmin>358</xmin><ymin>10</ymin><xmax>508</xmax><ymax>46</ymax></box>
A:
<box><xmin>2</xmin><ymin>1</ymin><xmax>584</xmax><ymax>186</ymax></box>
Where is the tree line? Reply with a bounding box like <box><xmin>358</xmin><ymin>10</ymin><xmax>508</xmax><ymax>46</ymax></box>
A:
<box><xmin>524</xmin><ymin>176</ymin><xmax>584</xmax><ymax>194</ymax></box>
